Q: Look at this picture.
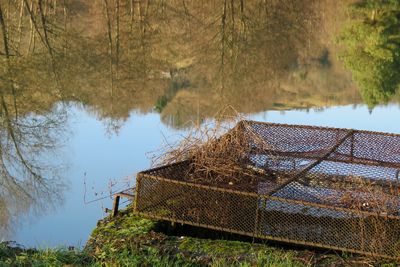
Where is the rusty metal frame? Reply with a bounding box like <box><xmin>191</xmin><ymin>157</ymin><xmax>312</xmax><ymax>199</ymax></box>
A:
<box><xmin>135</xmin><ymin>173</ymin><xmax>400</xmax><ymax>260</ymax></box>
<box><xmin>134</xmin><ymin>122</ymin><xmax>400</xmax><ymax>260</ymax></box>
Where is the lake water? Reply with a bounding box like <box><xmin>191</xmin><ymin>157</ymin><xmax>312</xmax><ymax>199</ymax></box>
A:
<box><xmin>1</xmin><ymin>0</ymin><xmax>400</xmax><ymax>247</ymax></box>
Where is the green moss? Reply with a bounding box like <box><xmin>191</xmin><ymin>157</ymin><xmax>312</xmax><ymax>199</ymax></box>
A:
<box><xmin>2</xmin><ymin>207</ymin><xmax>398</xmax><ymax>266</ymax></box>
<box><xmin>89</xmin><ymin>211</ymin><xmax>157</xmax><ymax>239</ymax></box>
<box><xmin>83</xmin><ymin>208</ymin><xmax>311</xmax><ymax>266</ymax></box>
<box><xmin>179</xmin><ymin>237</ymin><xmax>254</xmax><ymax>256</ymax></box>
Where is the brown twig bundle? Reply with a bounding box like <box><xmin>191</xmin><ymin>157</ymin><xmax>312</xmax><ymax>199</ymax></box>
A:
<box><xmin>150</xmin><ymin>106</ymin><xmax>279</xmax><ymax>187</ymax></box>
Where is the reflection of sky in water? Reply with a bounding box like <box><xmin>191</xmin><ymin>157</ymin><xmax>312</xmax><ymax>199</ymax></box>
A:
<box><xmin>249</xmin><ymin>104</ymin><xmax>400</xmax><ymax>133</ymax></box>
<box><xmin>11</xmin><ymin>104</ymin><xmax>400</xmax><ymax>247</ymax></box>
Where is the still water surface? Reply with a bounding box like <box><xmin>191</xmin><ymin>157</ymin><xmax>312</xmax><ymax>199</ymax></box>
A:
<box><xmin>1</xmin><ymin>0</ymin><xmax>400</xmax><ymax>247</ymax></box>
<box><xmin>9</xmin><ymin>104</ymin><xmax>400</xmax><ymax>247</ymax></box>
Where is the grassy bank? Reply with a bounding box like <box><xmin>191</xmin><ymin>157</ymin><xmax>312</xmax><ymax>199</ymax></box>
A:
<box><xmin>1</xmin><ymin>208</ymin><xmax>398</xmax><ymax>266</ymax></box>
<box><xmin>84</xmin><ymin>209</ymin><xmax>309</xmax><ymax>266</ymax></box>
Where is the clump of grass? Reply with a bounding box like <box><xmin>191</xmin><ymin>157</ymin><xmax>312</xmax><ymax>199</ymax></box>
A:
<box><xmin>178</xmin><ymin>237</ymin><xmax>309</xmax><ymax>267</ymax></box>
<box><xmin>0</xmin><ymin>242</ymin><xmax>93</xmax><ymax>267</ymax></box>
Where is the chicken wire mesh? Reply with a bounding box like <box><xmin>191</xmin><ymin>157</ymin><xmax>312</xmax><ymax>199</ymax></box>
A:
<box><xmin>134</xmin><ymin>121</ymin><xmax>400</xmax><ymax>259</ymax></box>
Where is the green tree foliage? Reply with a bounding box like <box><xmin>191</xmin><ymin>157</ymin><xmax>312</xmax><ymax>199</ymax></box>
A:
<box><xmin>339</xmin><ymin>0</ymin><xmax>400</xmax><ymax>107</ymax></box>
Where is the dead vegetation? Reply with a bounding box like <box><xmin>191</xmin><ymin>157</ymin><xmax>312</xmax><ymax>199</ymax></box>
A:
<box><xmin>151</xmin><ymin>106</ymin><xmax>283</xmax><ymax>188</ymax></box>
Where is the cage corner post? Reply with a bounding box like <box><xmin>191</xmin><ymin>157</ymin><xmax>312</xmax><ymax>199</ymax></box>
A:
<box><xmin>133</xmin><ymin>174</ymin><xmax>142</xmax><ymax>212</ymax></box>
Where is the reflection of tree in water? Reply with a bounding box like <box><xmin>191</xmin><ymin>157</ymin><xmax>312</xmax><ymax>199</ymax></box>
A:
<box><xmin>1</xmin><ymin>0</ymin><xmax>365</xmax><ymax>130</ymax></box>
<box><xmin>0</xmin><ymin>102</ymin><xmax>67</xmax><ymax>238</ymax></box>
<box><xmin>0</xmin><ymin>0</ymin><xmax>357</xmax><ymax>130</ymax></box>
<box><xmin>0</xmin><ymin>0</ymin><xmax>68</xmax><ymax>237</ymax></box>
<box><xmin>155</xmin><ymin>0</ymin><xmax>361</xmax><ymax>127</ymax></box>
<box><xmin>51</xmin><ymin>0</ymin><xmax>359</xmax><ymax>130</ymax></box>
<box><xmin>338</xmin><ymin>0</ymin><xmax>400</xmax><ymax>107</ymax></box>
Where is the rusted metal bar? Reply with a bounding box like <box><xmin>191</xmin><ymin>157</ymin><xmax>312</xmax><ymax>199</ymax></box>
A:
<box><xmin>134</xmin><ymin>177</ymin><xmax>141</xmax><ymax>211</ymax></box>
<box><xmin>350</xmin><ymin>132</ymin><xmax>355</xmax><ymax>162</ymax></box>
<box><xmin>139</xmin><ymin>172</ymin><xmax>260</xmax><ymax>197</ymax></box>
<box><xmin>243</xmin><ymin>120</ymin><xmax>354</xmax><ymax>132</ymax></box>
<box><xmin>256</xmin><ymin>150</ymin><xmax>400</xmax><ymax>169</ymax></box>
<box><xmin>243</xmin><ymin>120</ymin><xmax>400</xmax><ymax>138</ymax></box>
<box><xmin>116</xmin><ymin>192</ymin><xmax>135</xmax><ymax>198</ymax></box>
<box><xmin>135</xmin><ymin>160</ymin><xmax>190</xmax><ymax>175</ymax></box>
<box><xmin>265</xmin><ymin>130</ymin><xmax>355</xmax><ymax>196</ymax></box>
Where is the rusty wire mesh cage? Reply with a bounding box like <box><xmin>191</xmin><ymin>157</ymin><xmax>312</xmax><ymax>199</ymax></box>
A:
<box><xmin>135</xmin><ymin>121</ymin><xmax>400</xmax><ymax>259</ymax></box>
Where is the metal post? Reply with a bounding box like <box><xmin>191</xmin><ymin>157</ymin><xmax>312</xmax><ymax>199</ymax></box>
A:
<box><xmin>112</xmin><ymin>195</ymin><xmax>120</xmax><ymax>217</ymax></box>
